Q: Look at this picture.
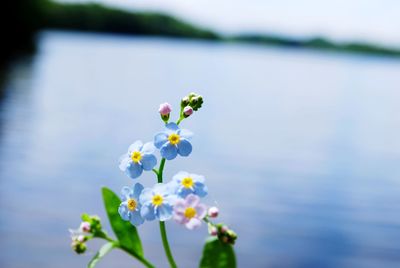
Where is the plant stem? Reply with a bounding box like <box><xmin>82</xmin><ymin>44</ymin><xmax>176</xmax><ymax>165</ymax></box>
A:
<box><xmin>176</xmin><ymin>116</ymin><xmax>184</xmax><ymax>125</ymax></box>
<box><xmin>157</xmin><ymin>158</ymin><xmax>166</xmax><ymax>183</ymax></box>
<box><xmin>159</xmin><ymin>221</ymin><xmax>178</xmax><ymax>268</ymax></box>
<box><xmin>155</xmin><ymin>157</ymin><xmax>178</xmax><ymax>267</ymax></box>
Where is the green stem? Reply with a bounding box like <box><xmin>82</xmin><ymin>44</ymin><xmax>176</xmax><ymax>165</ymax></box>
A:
<box><xmin>176</xmin><ymin>116</ymin><xmax>184</xmax><ymax>125</ymax></box>
<box><xmin>159</xmin><ymin>221</ymin><xmax>178</xmax><ymax>268</ymax></box>
<box><xmin>157</xmin><ymin>158</ymin><xmax>166</xmax><ymax>183</ymax></box>
<box><xmin>155</xmin><ymin>157</ymin><xmax>178</xmax><ymax>267</ymax></box>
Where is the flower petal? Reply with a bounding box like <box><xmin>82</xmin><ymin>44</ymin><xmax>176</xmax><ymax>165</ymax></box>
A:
<box><xmin>177</xmin><ymin>187</ymin><xmax>192</xmax><ymax>198</ymax></box>
<box><xmin>139</xmin><ymin>188</ymin><xmax>153</xmax><ymax>205</ymax></box>
<box><xmin>141</xmin><ymin>142</ymin><xmax>156</xmax><ymax>154</ymax></box>
<box><xmin>156</xmin><ymin>204</ymin><xmax>173</xmax><ymax>221</ymax></box>
<box><xmin>120</xmin><ymin>186</ymin><xmax>132</xmax><ymax>201</ymax></box>
<box><xmin>133</xmin><ymin>183</ymin><xmax>144</xmax><ymax>200</ymax></box>
<box><xmin>177</xmin><ymin>139</ymin><xmax>192</xmax><ymax>157</ymax></box>
<box><xmin>118</xmin><ymin>204</ymin><xmax>130</xmax><ymax>221</ymax></box>
<box><xmin>173</xmin><ymin>199</ymin><xmax>186</xmax><ymax>213</ymax></box>
<box><xmin>186</xmin><ymin>194</ymin><xmax>200</xmax><ymax>207</ymax></box>
<box><xmin>160</xmin><ymin>143</ymin><xmax>178</xmax><ymax>160</ymax></box>
<box><xmin>119</xmin><ymin>153</ymin><xmax>130</xmax><ymax>171</ymax></box>
<box><xmin>128</xmin><ymin>140</ymin><xmax>143</xmax><ymax>153</ymax></box>
<box><xmin>141</xmin><ymin>154</ymin><xmax>157</xmax><ymax>170</ymax></box>
<box><xmin>186</xmin><ymin>218</ymin><xmax>201</xmax><ymax>230</ymax></box>
<box><xmin>192</xmin><ymin>174</ymin><xmax>205</xmax><ymax>183</ymax></box>
<box><xmin>173</xmin><ymin>211</ymin><xmax>186</xmax><ymax>224</ymax></box>
<box><xmin>129</xmin><ymin>211</ymin><xmax>145</xmax><ymax>226</ymax></box>
<box><xmin>178</xmin><ymin>129</ymin><xmax>193</xmax><ymax>140</ymax></box>
<box><xmin>194</xmin><ymin>184</ymin><xmax>208</xmax><ymax>198</ymax></box>
<box><xmin>140</xmin><ymin>204</ymin><xmax>156</xmax><ymax>221</ymax></box>
<box><xmin>172</xmin><ymin>171</ymin><xmax>189</xmax><ymax>182</ymax></box>
<box><xmin>126</xmin><ymin>162</ymin><xmax>143</xmax><ymax>179</ymax></box>
<box><xmin>154</xmin><ymin>133</ymin><xmax>168</xmax><ymax>149</ymax></box>
<box><xmin>165</xmin><ymin>122</ymin><xmax>179</xmax><ymax>132</ymax></box>
<box><xmin>195</xmin><ymin>204</ymin><xmax>207</xmax><ymax>219</ymax></box>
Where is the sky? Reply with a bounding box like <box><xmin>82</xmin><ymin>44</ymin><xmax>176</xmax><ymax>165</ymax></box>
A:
<box><xmin>58</xmin><ymin>0</ymin><xmax>400</xmax><ymax>47</ymax></box>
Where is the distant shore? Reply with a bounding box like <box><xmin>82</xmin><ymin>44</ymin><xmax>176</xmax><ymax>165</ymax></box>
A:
<box><xmin>3</xmin><ymin>0</ymin><xmax>400</xmax><ymax>68</ymax></box>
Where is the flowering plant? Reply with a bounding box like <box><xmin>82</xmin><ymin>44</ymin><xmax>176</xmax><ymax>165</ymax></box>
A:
<box><xmin>69</xmin><ymin>93</ymin><xmax>237</xmax><ymax>268</ymax></box>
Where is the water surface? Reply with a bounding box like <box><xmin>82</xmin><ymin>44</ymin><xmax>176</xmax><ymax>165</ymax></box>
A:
<box><xmin>0</xmin><ymin>31</ymin><xmax>400</xmax><ymax>268</ymax></box>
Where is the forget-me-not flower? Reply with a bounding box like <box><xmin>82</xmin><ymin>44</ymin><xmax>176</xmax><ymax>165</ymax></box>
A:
<box><xmin>118</xmin><ymin>183</ymin><xmax>145</xmax><ymax>226</ymax></box>
<box><xmin>170</xmin><ymin>171</ymin><xmax>208</xmax><ymax>198</ymax></box>
<box><xmin>139</xmin><ymin>183</ymin><xmax>177</xmax><ymax>221</ymax></box>
<box><xmin>154</xmin><ymin>123</ymin><xmax>193</xmax><ymax>160</ymax></box>
<box><xmin>173</xmin><ymin>194</ymin><xmax>207</xmax><ymax>230</ymax></box>
<box><xmin>119</xmin><ymin>140</ymin><xmax>157</xmax><ymax>179</ymax></box>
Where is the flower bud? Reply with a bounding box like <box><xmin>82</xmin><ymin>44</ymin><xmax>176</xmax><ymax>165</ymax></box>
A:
<box><xmin>159</xmin><ymin>102</ymin><xmax>172</xmax><ymax>115</ymax></box>
<box><xmin>220</xmin><ymin>225</ymin><xmax>229</xmax><ymax>234</ymax></box>
<box><xmin>72</xmin><ymin>241</ymin><xmax>87</xmax><ymax>254</ymax></box>
<box><xmin>181</xmin><ymin>96</ymin><xmax>190</xmax><ymax>108</ymax></box>
<box><xmin>209</xmin><ymin>227</ymin><xmax>218</xmax><ymax>236</ymax></box>
<box><xmin>208</xmin><ymin>206</ymin><xmax>219</xmax><ymax>218</ymax></box>
<box><xmin>183</xmin><ymin>106</ymin><xmax>193</xmax><ymax>117</ymax></box>
<box><xmin>221</xmin><ymin>236</ymin><xmax>229</xmax><ymax>243</ymax></box>
<box><xmin>80</xmin><ymin>221</ymin><xmax>91</xmax><ymax>233</ymax></box>
<box><xmin>77</xmin><ymin>235</ymin><xmax>85</xmax><ymax>243</ymax></box>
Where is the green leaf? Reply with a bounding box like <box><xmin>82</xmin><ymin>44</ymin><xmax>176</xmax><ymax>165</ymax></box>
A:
<box><xmin>101</xmin><ymin>187</ymin><xmax>143</xmax><ymax>257</ymax></box>
<box><xmin>199</xmin><ymin>237</ymin><xmax>236</xmax><ymax>268</ymax></box>
<box><xmin>88</xmin><ymin>242</ymin><xmax>116</xmax><ymax>268</ymax></box>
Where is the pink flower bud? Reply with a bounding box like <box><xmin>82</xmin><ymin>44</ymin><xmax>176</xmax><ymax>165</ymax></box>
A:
<box><xmin>77</xmin><ymin>235</ymin><xmax>85</xmax><ymax>243</ymax></box>
<box><xmin>159</xmin><ymin>103</ymin><xmax>172</xmax><ymax>115</ymax></box>
<box><xmin>220</xmin><ymin>225</ymin><xmax>229</xmax><ymax>234</ymax></box>
<box><xmin>208</xmin><ymin>206</ymin><xmax>219</xmax><ymax>218</ymax></box>
<box><xmin>209</xmin><ymin>227</ymin><xmax>218</xmax><ymax>236</ymax></box>
<box><xmin>183</xmin><ymin>106</ymin><xmax>193</xmax><ymax>116</ymax></box>
<box><xmin>80</xmin><ymin>222</ymin><xmax>91</xmax><ymax>232</ymax></box>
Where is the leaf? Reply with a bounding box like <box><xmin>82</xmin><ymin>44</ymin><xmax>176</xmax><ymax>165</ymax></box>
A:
<box><xmin>199</xmin><ymin>237</ymin><xmax>236</xmax><ymax>268</ymax></box>
<box><xmin>101</xmin><ymin>187</ymin><xmax>143</xmax><ymax>257</ymax></box>
<box><xmin>88</xmin><ymin>242</ymin><xmax>116</xmax><ymax>268</ymax></box>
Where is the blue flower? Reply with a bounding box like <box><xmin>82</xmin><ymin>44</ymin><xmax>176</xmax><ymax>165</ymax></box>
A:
<box><xmin>118</xmin><ymin>183</ymin><xmax>145</xmax><ymax>226</ymax></box>
<box><xmin>119</xmin><ymin>140</ymin><xmax>157</xmax><ymax>179</ymax></box>
<box><xmin>154</xmin><ymin>123</ymin><xmax>193</xmax><ymax>160</ymax></box>
<box><xmin>170</xmin><ymin>171</ymin><xmax>208</xmax><ymax>198</ymax></box>
<box><xmin>139</xmin><ymin>183</ymin><xmax>177</xmax><ymax>221</ymax></box>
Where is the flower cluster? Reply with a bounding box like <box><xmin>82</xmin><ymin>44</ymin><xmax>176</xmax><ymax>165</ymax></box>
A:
<box><xmin>117</xmin><ymin>93</ymin><xmax>235</xmax><ymax>239</ymax></box>
<box><xmin>69</xmin><ymin>93</ymin><xmax>238</xmax><ymax>260</ymax></box>
<box><xmin>69</xmin><ymin>214</ymin><xmax>104</xmax><ymax>254</ymax></box>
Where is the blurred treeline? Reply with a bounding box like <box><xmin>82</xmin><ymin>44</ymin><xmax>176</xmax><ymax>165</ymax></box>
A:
<box><xmin>2</xmin><ymin>0</ymin><xmax>400</xmax><ymax>68</ymax></box>
<box><xmin>43</xmin><ymin>1</ymin><xmax>219</xmax><ymax>39</ymax></box>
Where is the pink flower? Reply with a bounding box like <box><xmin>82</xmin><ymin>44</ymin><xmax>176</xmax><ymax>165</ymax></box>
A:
<box><xmin>159</xmin><ymin>103</ymin><xmax>172</xmax><ymax>115</ymax></box>
<box><xmin>183</xmin><ymin>106</ymin><xmax>193</xmax><ymax>116</ymax></box>
<box><xmin>173</xmin><ymin>194</ymin><xmax>207</xmax><ymax>230</ymax></box>
<box><xmin>208</xmin><ymin>206</ymin><xmax>219</xmax><ymax>218</ymax></box>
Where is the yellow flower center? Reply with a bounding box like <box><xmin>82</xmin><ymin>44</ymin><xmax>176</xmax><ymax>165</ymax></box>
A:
<box><xmin>184</xmin><ymin>207</ymin><xmax>196</xmax><ymax>219</ymax></box>
<box><xmin>152</xmin><ymin>194</ymin><xmax>163</xmax><ymax>206</ymax></box>
<box><xmin>181</xmin><ymin>177</ymin><xmax>194</xmax><ymax>188</ymax></box>
<box><xmin>168</xmin><ymin>133</ymin><xmax>180</xmax><ymax>145</ymax></box>
<box><xmin>127</xmin><ymin>198</ymin><xmax>137</xmax><ymax>211</ymax></box>
<box><xmin>131</xmin><ymin>151</ymin><xmax>142</xmax><ymax>163</ymax></box>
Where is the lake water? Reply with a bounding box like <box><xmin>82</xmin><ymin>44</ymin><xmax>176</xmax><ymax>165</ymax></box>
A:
<box><xmin>0</xmin><ymin>31</ymin><xmax>400</xmax><ymax>268</ymax></box>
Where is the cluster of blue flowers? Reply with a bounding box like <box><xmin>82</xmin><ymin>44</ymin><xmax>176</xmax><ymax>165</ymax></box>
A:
<box><xmin>118</xmin><ymin>98</ymin><xmax>209</xmax><ymax>229</ymax></box>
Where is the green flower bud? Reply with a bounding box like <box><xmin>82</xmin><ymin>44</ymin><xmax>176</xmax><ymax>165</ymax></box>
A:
<box><xmin>181</xmin><ymin>96</ymin><xmax>190</xmax><ymax>108</ymax></box>
<box><xmin>72</xmin><ymin>241</ymin><xmax>87</xmax><ymax>254</ymax></box>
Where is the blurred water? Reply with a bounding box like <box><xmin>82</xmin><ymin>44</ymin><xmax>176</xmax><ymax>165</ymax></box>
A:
<box><xmin>0</xmin><ymin>31</ymin><xmax>400</xmax><ymax>268</ymax></box>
